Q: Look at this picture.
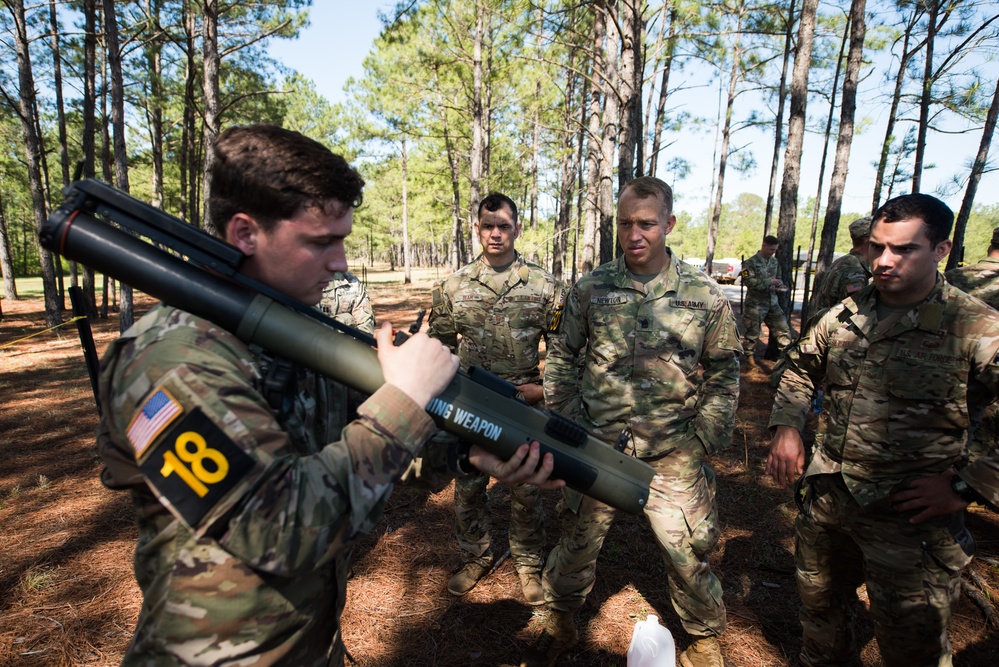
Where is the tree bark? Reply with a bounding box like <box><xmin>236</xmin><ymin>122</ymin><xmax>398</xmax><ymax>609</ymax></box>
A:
<box><xmin>647</xmin><ymin>8</ymin><xmax>677</xmax><ymax>176</ymax></box>
<box><xmin>598</xmin><ymin>0</ymin><xmax>620</xmax><ymax>265</ymax></box>
<box><xmin>764</xmin><ymin>0</ymin><xmax>795</xmax><ymax>236</ymax></box>
<box><xmin>803</xmin><ymin>15</ymin><xmax>848</xmax><ymax>318</ymax></box>
<box><xmin>401</xmin><ymin>138</ymin><xmax>412</xmax><ymax>284</ymax></box>
<box><xmin>467</xmin><ymin>3</ymin><xmax>486</xmax><ymax>257</ymax></box>
<box><xmin>706</xmin><ymin>3</ymin><xmax>744</xmax><ymax>270</ymax></box>
<box><xmin>816</xmin><ymin>0</ymin><xmax>866</xmax><ymax>274</ymax></box>
<box><xmin>0</xmin><ymin>187</ymin><xmax>18</xmax><ymax>301</ymax></box>
<box><xmin>201</xmin><ymin>0</ymin><xmax>221</xmax><ymax>237</ymax></box>
<box><xmin>81</xmin><ymin>0</ymin><xmax>98</xmax><ymax>317</ymax></box>
<box><xmin>102</xmin><ymin>0</ymin><xmax>134</xmax><ymax>330</ymax></box>
<box><xmin>947</xmin><ymin>76</ymin><xmax>999</xmax><ymax>272</ymax></box>
<box><xmin>8</xmin><ymin>0</ymin><xmax>62</xmax><ymax>325</ymax></box>
<box><xmin>617</xmin><ymin>0</ymin><xmax>643</xmax><ymax>186</ymax></box>
<box><xmin>581</xmin><ymin>5</ymin><xmax>606</xmax><ymax>274</ymax></box>
<box><xmin>912</xmin><ymin>0</ymin><xmax>940</xmax><ymax>193</ymax></box>
<box><xmin>774</xmin><ymin>0</ymin><xmax>819</xmax><ymax>327</ymax></box>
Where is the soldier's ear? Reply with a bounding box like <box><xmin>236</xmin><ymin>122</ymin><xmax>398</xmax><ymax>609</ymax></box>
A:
<box><xmin>515</xmin><ymin>222</ymin><xmax>523</xmax><ymax>239</ymax></box>
<box><xmin>228</xmin><ymin>213</ymin><xmax>262</xmax><ymax>256</ymax></box>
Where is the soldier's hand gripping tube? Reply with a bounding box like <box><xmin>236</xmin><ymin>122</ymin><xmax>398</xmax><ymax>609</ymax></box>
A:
<box><xmin>40</xmin><ymin>179</ymin><xmax>654</xmax><ymax>515</ymax></box>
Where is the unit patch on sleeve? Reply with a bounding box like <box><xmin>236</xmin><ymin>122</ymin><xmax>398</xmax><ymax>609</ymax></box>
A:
<box><xmin>138</xmin><ymin>408</ymin><xmax>256</xmax><ymax>528</ymax></box>
<box><xmin>127</xmin><ymin>388</ymin><xmax>183</xmax><ymax>459</ymax></box>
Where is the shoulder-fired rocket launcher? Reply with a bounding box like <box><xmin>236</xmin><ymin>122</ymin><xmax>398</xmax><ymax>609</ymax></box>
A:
<box><xmin>40</xmin><ymin>179</ymin><xmax>654</xmax><ymax>515</ymax></box>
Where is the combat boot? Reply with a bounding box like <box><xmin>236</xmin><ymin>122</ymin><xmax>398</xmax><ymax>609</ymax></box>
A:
<box><xmin>519</xmin><ymin>609</ymin><xmax>578</xmax><ymax>667</ymax></box>
<box><xmin>447</xmin><ymin>562</ymin><xmax>490</xmax><ymax>596</ymax></box>
<box><xmin>518</xmin><ymin>571</ymin><xmax>544</xmax><ymax>606</ymax></box>
<box><xmin>679</xmin><ymin>636</ymin><xmax>726</xmax><ymax>667</ymax></box>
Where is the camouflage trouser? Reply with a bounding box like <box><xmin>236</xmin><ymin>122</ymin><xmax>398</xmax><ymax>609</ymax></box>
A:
<box><xmin>454</xmin><ymin>470</ymin><xmax>544</xmax><ymax>573</ymax></box>
<box><xmin>741</xmin><ymin>296</ymin><xmax>792</xmax><ymax>352</ymax></box>
<box><xmin>542</xmin><ymin>458</ymin><xmax>726</xmax><ymax>638</ymax></box>
<box><xmin>795</xmin><ymin>474</ymin><xmax>975</xmax><ymax>667</ymax></box>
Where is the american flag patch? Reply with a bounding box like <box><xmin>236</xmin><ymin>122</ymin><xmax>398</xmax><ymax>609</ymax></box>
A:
<box><xmin>126</xmin><ymin>388</ymin><xmax>182</xmax><ymax>459</ymax></box>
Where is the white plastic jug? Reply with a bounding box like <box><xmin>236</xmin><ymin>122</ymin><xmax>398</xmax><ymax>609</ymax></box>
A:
<box><xmin>627</xmin><ymin>614</ymin><xmax>676</xmax><ymax>667</ymax></box>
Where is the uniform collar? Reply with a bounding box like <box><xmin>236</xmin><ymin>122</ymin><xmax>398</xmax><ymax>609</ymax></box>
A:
<box><xmin>470</xmin><ymin>251</ymin><xmax>530</xmax><ymax>288</ymax></box>
<box><xmin>610</xmin><ymin>249</ymin><xmax>681</xmax><ymax>297</ymax></box>
<box><xmin>844</xmin><ymin>274</ymin><xmax>948</xmax><ymax>341</ymax></box>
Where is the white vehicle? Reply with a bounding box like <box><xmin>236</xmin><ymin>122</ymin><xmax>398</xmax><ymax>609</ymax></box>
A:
<box><xmin>711</xmin><ymin>258</ymin><xmax>742</xmax><ymax>284</ymax></box>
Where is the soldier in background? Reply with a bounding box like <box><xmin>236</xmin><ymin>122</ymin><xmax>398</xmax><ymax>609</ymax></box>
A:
<box><xmin>946</xmin><ymin>226</ymin><xmax>999</xmax><ymax>309</ymax></box>
<box><xmin>740</xmin><ymin>235</ymin><xmax>792</xmax><ymax>359</ymax></box>
<box><xmin>320</xmin><ymin>270</ymin><xmax>376</xmax><ymax>335</ymax></box>
<box><xmin>96</xmin><ymin>125</ymin><xmax>561</xmax><ymax>666</ymax></box>
<box><xmin>767</xmin><ymin>194</ymin><xmax>999</xmax><ymax>667</ymax></box>
<box><xmin>946</xmin><ymin>226</ymin><xmax>999</xmax><ymax>462</ymax></box>
<box><xmin>429</xmin><ymin>192</ymin><xmax>566</xmax><ymax>604</ymax></box>
<box><xmin>521</xmin><ymin>177</ymin><xmax>741</xmax><ymax>667</ymax></box>
<box><xmin>809</xmin><ymin>216</ymin><xmax>872</xmax><ymax>318</ymax></box>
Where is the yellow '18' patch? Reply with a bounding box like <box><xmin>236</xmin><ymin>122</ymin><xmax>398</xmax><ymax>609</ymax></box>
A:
<box><xmin>139</xmin><ymin>408</ymin><xmax>255</xmax><ymax>528</ymax></box>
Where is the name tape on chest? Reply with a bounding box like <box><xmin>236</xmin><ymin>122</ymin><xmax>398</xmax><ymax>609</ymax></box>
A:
<box><xmin>670</xmin><ymin>299</ymin><xmax>706</xmax><ymax>309</ymax></box>
<box><xmin>138</xmin><ymin>408</ymin><xmax>255</xmax><ymax>528</ymax></box>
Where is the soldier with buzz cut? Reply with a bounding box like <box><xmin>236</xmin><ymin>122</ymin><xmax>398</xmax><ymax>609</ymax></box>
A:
<box><xmin>429</xmin><ymin>191</ymin><xmax>567</xmax><ymax>605</ymax></box>
<box><xmin>809</xmin><ymin>216</ymin><xmax>872</xmax><ymax>318</ymax></box>
<box><xmin>320</xmin><ymin>270</ymin><xmax>376</xmax><ymax>335</ymax></box>
<box><xmin>740</xmin><ymin>234</ymin><xmax>793</xmax><ymax>358</ymax></box>
<box><xmin>767</xmin><ymin>193</ymin><xmax>999</xmax><ymax>667</ymax></box>
<box><xmin>521</xmin><ymin>177</ymin><xmax>741</xmax><ymax>667</ymax></box>
<box><xmin>95</xmin><ymin>124</ymin><xmax>562</xmax><ymax>667</ymax></box>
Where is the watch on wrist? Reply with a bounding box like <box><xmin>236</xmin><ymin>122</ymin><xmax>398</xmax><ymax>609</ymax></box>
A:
<box><xmin>950</xmin><ymin>474</ymin><xmax>981</xmax><ymax>504</ymax></box>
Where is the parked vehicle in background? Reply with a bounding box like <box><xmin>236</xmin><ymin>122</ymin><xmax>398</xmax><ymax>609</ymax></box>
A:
<box><xmin>685</xmin><ymin>257</ymin><xmax>706</xmax><ymax>271</ymax></box>
<box><xmin>711</xmin><ymin>258</ymin><xmax>741</xmax><ymax>284</ymax></box>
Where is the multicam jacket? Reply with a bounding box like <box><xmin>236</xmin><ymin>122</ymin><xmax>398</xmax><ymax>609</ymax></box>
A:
<box><xmin>319</xmin><ymin>271</ymin><xmax>375</xmax><ymax>335</ymax></box>
<box><xmin>544</xmin><ymin>251</ymin><xmax>742</xmax><ymax>459</ymax></box>
<box><xmin>428</xmin><ymin>252</ymin><xmax>566</xmax><ymax>386</ymax></box>
<box><xmin>740</xmin><ymin>251</ymin><xmax>780</xmax><ymax>306</ymax></box>
<box><xmin>97</xmin><ymin>304</ymin><xmax>443</xmax><ymax>666</ymax></box>
<box><xmin>946</xmin><ymin>257</ymin><xmax>999</xmax><ymax>310</ymax></box>
<box><xmin>810</xmin><ymin>250</ymin><xmax>871</xmax><ymax>316</ymax></box>
<box><xmin>770</xmin><ymin>278</ymin><xmax>999</xmax><ymax>507</ymax></box>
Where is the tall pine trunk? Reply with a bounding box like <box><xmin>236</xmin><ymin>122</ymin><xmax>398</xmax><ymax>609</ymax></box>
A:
<box><xmin>816</xmin><ymin>0</ymin><xmax>866</xmax><ymax>273</ymax></box>
<box><xmin>947</xmin><ymin>77</ymin><xmax>999</xmax><ymax>271</ymax></box>
<box><xmin>9</xmin><ymin>0</ymin><xmax>61</xmax><ymax>325</ymax></box>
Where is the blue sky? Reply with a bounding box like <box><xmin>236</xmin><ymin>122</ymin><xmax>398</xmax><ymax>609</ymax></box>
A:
<box><xmin>267</xmin><ymin>4</ymin><xmax>999</xmax><ymax>218</ymax></box>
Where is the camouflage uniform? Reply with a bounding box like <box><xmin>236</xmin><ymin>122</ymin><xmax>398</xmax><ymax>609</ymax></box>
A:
<box><xmin>319</xmin><ymin>271</ymin><xmax>375</xmax><ymax>423</ymax></box>
<box><xmin>809</xmin><ymin>250</ymin><xmax>871</xmax><ymax>317</ymax></box>
<box><xmin>542</xmin><ymin>251</ymin><xmax>741</xmax><ymax>639</ymax></box>
<box><xmin>319</xmin><ymin>271</ymin><xmax>375</xmax><ymax>335</ymax></box>
<box><xmin>740</xmin><ymin>251</ymin><xmax>792</xmax><ymax>353</ymax></box>
<box><xmin>770</xmin><ymin>278</ymin><xmax>999</xmax><ymax>666</ymax></box>
<box><xmin>428</xmin><ymin>253</ymin><xmax>566</xmax><ymax>574</ymax></box>
<box><xmin>946</xmin><ymin>256</ymin><xmax>999</xmax><ymax>465</ymax></box>
<box><xmin>97</xmin><ymin>304</ymin><xmax>457</xmax><ymax>666</ymax></box>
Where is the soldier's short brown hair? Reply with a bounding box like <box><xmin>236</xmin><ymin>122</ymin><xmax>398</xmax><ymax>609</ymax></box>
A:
<box><xmin>620</xmin><ymin>177</ymin><xmax>674</xmax><ymax>219</ymax></box>
<box><xmin>873</xmin><ymin>193</ymin><xmax>953</xmax><ymax>247</ymax></box>
<box><xmin>209</xmin><ymin>124</ymin><xmax>364</xmax><ymax>236</ymax></box>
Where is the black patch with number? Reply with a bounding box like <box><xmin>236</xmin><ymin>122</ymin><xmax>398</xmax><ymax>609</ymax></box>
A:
<box><xmin>138</xmin><ymin>408</ymin><xmax>255</xmax><ymax>528</ymax></box>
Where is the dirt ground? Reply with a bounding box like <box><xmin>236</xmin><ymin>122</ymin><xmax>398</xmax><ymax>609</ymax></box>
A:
<box><xmin>1</xmin><ymin>277</ymin><xmax>997</xmax><ymax>666</ymax></box>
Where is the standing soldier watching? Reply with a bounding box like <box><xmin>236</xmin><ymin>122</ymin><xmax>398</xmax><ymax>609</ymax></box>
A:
<box><xmin>740</xmin><ymin>235</ymin><xmax>793</xmax><ymax>359</ymax></box>
<box><xmin>809</xmin><ymin>216</ymin><xmax>872</xmax><ymax>318</ymax></box>
<box><xmin>767</xmin><ymin>194</ymin><xmax>999</xmax><ymax>667</ymax></box>
<box><xmin>521</xmin><ymin>177</ymin><xmax>741</xmax><ymax>667</ymax></box>
<box><xmin>429</xmin><ymin>192</ymin><xmax>566</xmax><ymax>604</ymax></box>
<box><xmin>945</xmin><ymin>226</ymin><xmax>999</xmax><ymax>462</ymax></box>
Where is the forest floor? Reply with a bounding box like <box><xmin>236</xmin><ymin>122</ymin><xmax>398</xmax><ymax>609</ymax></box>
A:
<box><xmin>1</xmin><ymin>273</ymin><xmax>997</xmax><ymax>666</ymax></box>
